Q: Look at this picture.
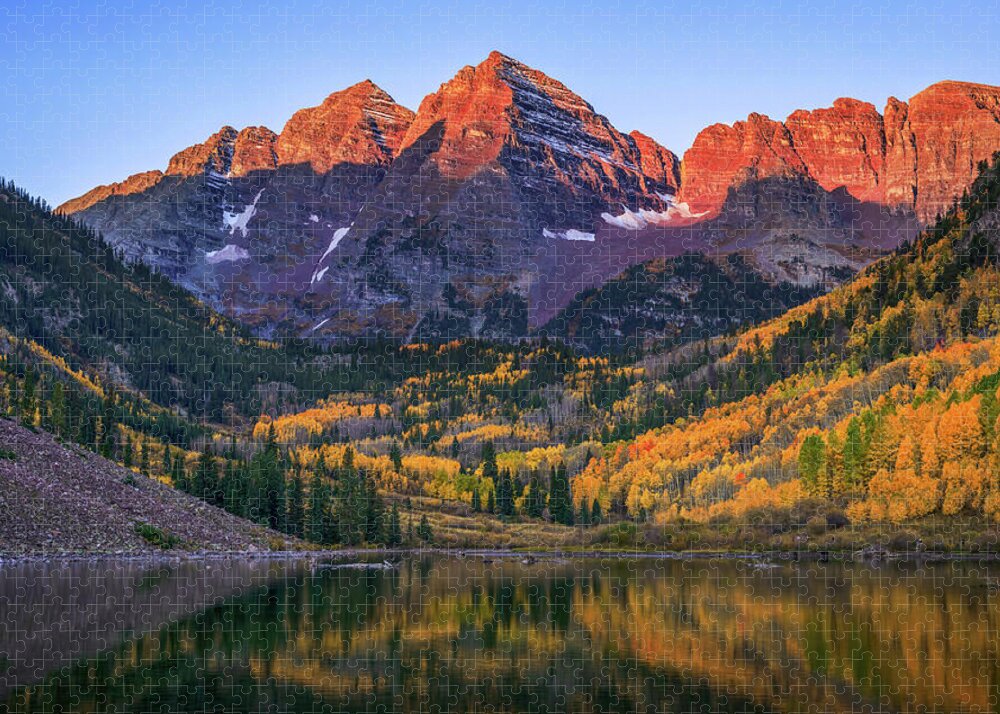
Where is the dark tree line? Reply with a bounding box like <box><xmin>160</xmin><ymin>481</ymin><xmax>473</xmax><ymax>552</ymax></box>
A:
<box><xmin>168</xmin><ymin>428</ymin><xmax>430</xmax><ymax>547</ymax></box>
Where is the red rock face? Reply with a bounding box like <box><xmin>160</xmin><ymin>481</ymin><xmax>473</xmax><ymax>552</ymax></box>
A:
<box><xmin>907</xmin><ymin>81</ymin><xmax>1000</xmax><ymax>220</ymax></box>
<box><xmin>56</xmin><ymin>170</ymin><xmax>164</xmax><ymax>215</ymax></box>
<box><xmin>274</xmin><ymin>80</ymin><xmax>415</xmax><ymax>173</ymax></box>
<box><xmin>680</xmin><ymin>82</ymin><xmax>1000</xmax><ymax>221</ymax></box>
<box><xmin>398</xmin><ymin>51</ymin><xmax>673</xmax><ymax>202</ymax></box>
<box><xmin>785</xmin><ymin>98</ymin><xmax>885</xmax><ymax>202</ymax></box>
<box><xmin>679</xmin><ymin>114</ymin><xmax>805</xmax><ymax>214</ymax></box>
<box><xmin>166</xmin><ymin>126</ymin><xmax>239</xmax><ymax>177</ymax></box>
<box><xmin>231</xmin><ymin>126</ymin><xmax>278</xmax><ymax>176</ymax></box>
<box><xmin>882</xmin><ymin>97</ymin><xmax>917</xmax><ymax>208</ymax></box>
<box><xmin>630</xmin><ymin>131</ymin><xmax>681</xmax><ymax>194</ymax></box>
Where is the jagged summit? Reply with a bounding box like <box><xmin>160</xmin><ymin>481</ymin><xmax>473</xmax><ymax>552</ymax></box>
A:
<box><xmin>57</xmin><ymin>53</ymin><xmax>1000</xmax><ymax>342</ymax></box>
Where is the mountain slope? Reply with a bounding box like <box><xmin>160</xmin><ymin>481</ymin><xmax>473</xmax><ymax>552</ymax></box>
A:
<box><xmin>543</xmin><ymin>253</ymin><xmax>826</xmax><ymax>352</ymax></box>
<box><xmin>571</xmin><ymin>150</ymin><xmax>1000</xmax><ymax>524</ymax></box>
<box><xmin>0</xmin><ymin>418</ymin><xmax>291</xmax><ymax>555</ymax></box>
<box><xmin>0</xmin><ymin>179</ymin><xmax>371</xmax><ymax>423</ymax></box>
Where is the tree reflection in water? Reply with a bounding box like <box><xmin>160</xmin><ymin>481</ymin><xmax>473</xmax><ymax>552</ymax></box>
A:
<box><xmin>3</xmin><ymin>556</ymin><xmax>999</xmax><ymax>713</ymax></box>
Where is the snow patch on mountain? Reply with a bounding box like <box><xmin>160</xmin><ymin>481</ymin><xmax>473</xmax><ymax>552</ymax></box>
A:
<box><xmin>308</xmin><ymin>226</ymin><xmax>352</xmax><ymax>286</ymax></box>
<box><xmin>310</xmin><ymin>266</ymin><xmax>329</xmax><ymax>285</ymax></box>
<box><xmin>319</xmin><ymin>227</ymin><xmax>351</xmax><ymax>263</ymax></box>
<box><xmin>602</xmin><ymin>196</ymin><xmax>707</xmax><ymax>229</ymax></box>
<box><xmin>309</xmin><ymin>214</ymin><xmax>319</xmax><ymax>223</ymax></box>
<box><xmin>222</xmin><ymin>189</ymin><xmax>265</xmax><ymax>237</ymax></box>
<box><xmin>205</xmin><ymin>244</ymin><xmax>250</xmax><ymax>264</ymax></box>
<box><xmin>543</xmin><ymin>228</ymin><xmax>596</xmax><ymax>242</ymax></box>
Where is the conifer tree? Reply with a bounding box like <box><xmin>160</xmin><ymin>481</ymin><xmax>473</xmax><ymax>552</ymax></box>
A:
<box><xmin>307</xmin><ymin>455</ymin><xmax>334</xmax><ymax>545</ymax></box>
<box><xmin>287</xmin><ymin>465</ymin><xmax>306</xmax><ymax>539</ymax></box>
<box><xmin>417</xmin><ymin>514</ymin><xmax>432</xmax><ymax>543</ymax></box>
<box><xmin>139</xmin><ymin>439</ymin><xmax>150</xmax><ymax>476</ymax></box>
<box><xmin>525</xmin><ymin>471</ymin><xmax>545</xmax><ymax>518</ymax></box>
<box><xmin>590</xmin><ymin>498</ymin><xmax>603</xmax><ymax>525</ymax></box>
<box><xmin>388</xmin><ymin>503</ymin><xmax>402</xmax><ymax>546</ymax></box>
<box><xmin>193</xmin><ymin>448</ymin><xmax>216</xmax><ymax>502</ymax></box>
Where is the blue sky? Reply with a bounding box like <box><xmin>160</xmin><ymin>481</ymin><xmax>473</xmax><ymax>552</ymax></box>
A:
<box><xmin>2</xmin><ymin>0</ymin><xmax>998</xmax><ymax>206</ymax></box>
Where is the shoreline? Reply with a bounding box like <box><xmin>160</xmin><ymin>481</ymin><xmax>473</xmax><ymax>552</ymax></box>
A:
<box><xmin>4</xmin><ymin>545</ymin><xmax>999</xmax><ymax>566</ymax></box>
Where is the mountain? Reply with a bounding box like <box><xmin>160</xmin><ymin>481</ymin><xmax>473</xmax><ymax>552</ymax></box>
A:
<box><xmin>310</xmin><ymin>51</ymin><xmax>686</xmax><ymax>340</ymax></box>
<box><xmin>58</xmin><ymin>55</ymin><xmax>1000</xmax><ymax>343</ymax></box>
<box><xmin>570</xmin><ymin>150</ymin><xmax>1000</xmax><ymax>525</ymax></box>
<box><xmin>0</xmin><ymin>180</ymin><xmax>376</xmax><ymax>424</ymax></box>
<box><xmin>57</xmin><ymin>81</ymin><xmax>416</xmax><ymax>335</ymax></box>
<box><xmin>58</xmin><ymin>52</ymin><xmax>686</xmax><ymax>340</ymax></box>
<box><xmin>679</xmin><ymin>81</ymin><xmax>1000</xmax><ymax>221</ymax></box>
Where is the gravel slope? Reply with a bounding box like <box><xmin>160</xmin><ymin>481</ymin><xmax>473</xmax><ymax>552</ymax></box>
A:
<box><xmin>0</xmin><ymin>419</ymin><xmax>290</xmax><ymax>556</ymax></box>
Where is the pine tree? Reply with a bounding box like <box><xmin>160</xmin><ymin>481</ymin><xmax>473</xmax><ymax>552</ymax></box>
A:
<box><xmin>20</xmin><ymin>366</ymin><xmax>36</xmax><ymax>427</ymax></box>
<box><xmin>525</xmin><ymin>471</ymin><xmax>545</xmax><ymax>518</ymax></box>
<box><xmin>387</xmin><ymin>503</ymin><xmax>402</xmax><ymax>546</ymax></box>
<box><xmin>363</xmin><ymin>467</ymin><xmax>386</xmax><ymax>544</ymax></box>
<box><xmin>335</xmin><ymin>448</ymin><xmax>366</xmax><ymax>546</ymax></box>
<box><xmin>287</xmin><ymin>465</ymin><xmax>306</xmax><ymax>539</ymax></box>
<box><xmin>306</xmin><ymin>456</ymin><xmax>334</xmax><ymax>545</ymax></box>
<box><xmin>481</xmin><ymin>440</ymin><xmax>499</xmax><ymax>488</ymax></box>
<box><xmin>496</xmin><ymin>468</ymin><xmax>515</xmax><ymax>517</ymax></box>
<box><xmin>486</xmin><ymin>489</ymin><xmax>495</xmax><ymax>515</ymax></box>
<box><xmin>471</xmin><ymin>488</ymin><xmax>482</xmax><ymax>513</ymax></box>
<box><xmin>139</xmin><ymin>439</ymin><xmax>150</xmax><ymax>476</ymax></box>
<box><xmin>417</xmin><ymin>514</ymin><xmax>432</xmax><ymax>543</ymax></box>
<box><xmin>171</xmin><ymin>450</ymin><xmax>188</xmax><ymax>492</ymax></box>
<box><xmin>389</xmin><ymin>441</ymin><xmax>403</xmax><ymax>471</ymax></box>
<box><xmin>49</xmin><ymin>381</ymin><xmax>66</xmax><ymax>438</ymax></box>
<box><xmin>578</xmin><ymin>499</ymin><xmax>590</xmax><ymax>526</ymax></box>
<box><xmin>252</xmin><ymin>426</ymin><xmax>285</xmax><ymax>531</ymax></box>
<box><xmin>548</xmin><ymin>463</ymin><xmax>574</xmax><ymax>525</ymax></box>
<box><xmin>193</xmin><ymin>448</ymin><xmax>216</xmax><ymax>501</ymax></box>
<box><xmin>548</xmin><ymin>465</ymin><xmax>561</xmax><ymax>520</ymax></box>
<box><xmin>590</xmin><ymin>498</ymin><xmax>603</xmax><ymax>525</ymax></box>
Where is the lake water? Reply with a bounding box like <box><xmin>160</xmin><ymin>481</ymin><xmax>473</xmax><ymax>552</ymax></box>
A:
<box><xmin>1</xmin><ymin>554</ymin><xmax>998</xmax><ymax>713</ymax></box>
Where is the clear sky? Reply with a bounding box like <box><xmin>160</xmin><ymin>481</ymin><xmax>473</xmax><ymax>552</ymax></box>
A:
<box><xmin>2</xmin><ymin>0</ymin><xmax>998</xmax><ymax>206</ymax></box>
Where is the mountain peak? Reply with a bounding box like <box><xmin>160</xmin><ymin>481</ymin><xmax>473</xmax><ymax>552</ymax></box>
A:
<box><xmin>481</xmin><ymin>49</ymin><xmax>522</xmax><ymax>69</ymax></box>
<box><xmin>275</xmin><ymin>81</ymin><xmax>415</xmax><ymax>173</ymax></box>
<box><xmin>165</xmin><ymin>126</ymin><xmax>239</xmax><ymax>177</ymax></box>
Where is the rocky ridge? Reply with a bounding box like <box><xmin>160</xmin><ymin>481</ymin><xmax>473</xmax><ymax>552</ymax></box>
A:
<box><xmin>56</xmin><ymin>54</ymin><xmax>1000</xmax><ymax>342</ymax></box>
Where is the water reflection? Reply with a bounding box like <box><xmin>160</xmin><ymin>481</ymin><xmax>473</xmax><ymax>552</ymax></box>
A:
<box><xmin>2</xmin><ymin>556</ymin><xmax>998</xmax><ymax>713</ymax></box>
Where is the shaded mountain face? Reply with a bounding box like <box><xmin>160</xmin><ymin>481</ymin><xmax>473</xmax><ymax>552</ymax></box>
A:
<box><xmin>59</xmin><ymin>54</ymin><xmax>1000</xmax><ymax>343</ymax></box>
<box><xmin>542</xmin><ymin>253</ymin><xmax>827</xmax><ymax>352</ymax></box>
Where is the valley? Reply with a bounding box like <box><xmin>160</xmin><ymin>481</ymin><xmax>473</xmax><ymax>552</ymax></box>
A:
<box><xmin>4</xmin><ymin>53</ymin><xmax>1000</xmax><ymax>559</ymax></box>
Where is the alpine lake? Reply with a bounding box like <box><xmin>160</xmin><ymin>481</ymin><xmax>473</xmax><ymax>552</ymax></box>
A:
<box><xmin>2</xmin><ymin>553</ymin><xmax>999</xmax><ymax>713</ymax></box>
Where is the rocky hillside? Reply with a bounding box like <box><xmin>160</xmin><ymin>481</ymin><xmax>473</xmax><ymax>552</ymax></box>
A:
<box><xmin>0</xmin><ymin>419</ymin><xmax>292</xmax><ymax>556</ymax></box>
<box><xmin>57</xmin><ymin>53</ymin><xmax>1000</xmax><ymax>343</ymax></box>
